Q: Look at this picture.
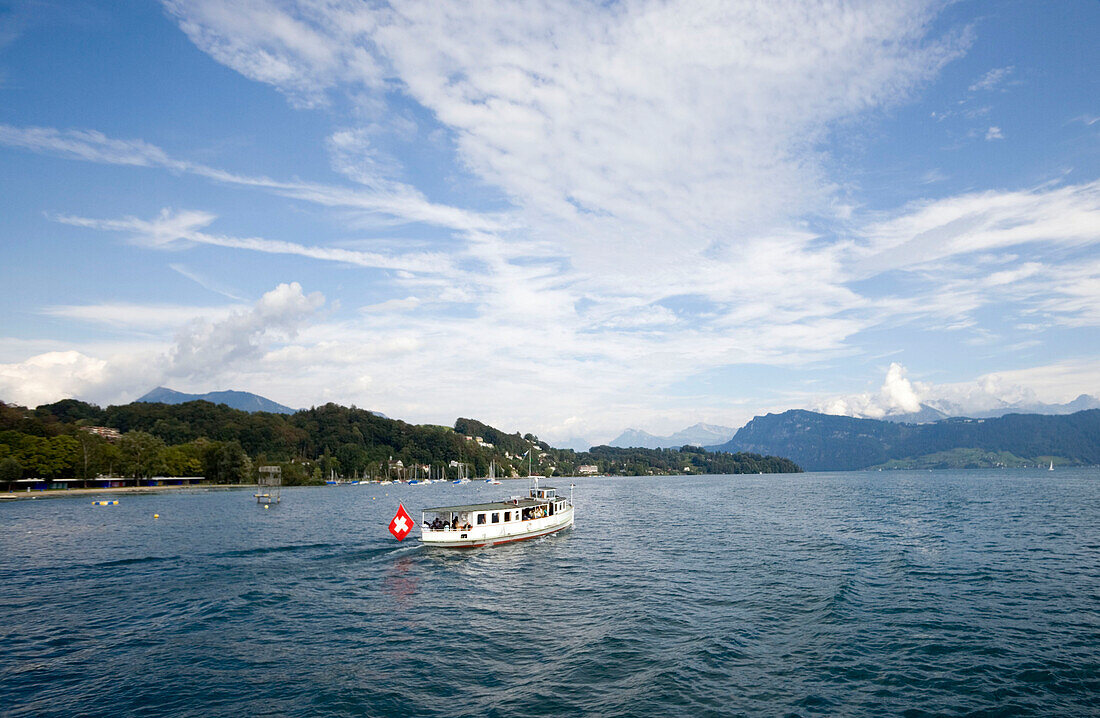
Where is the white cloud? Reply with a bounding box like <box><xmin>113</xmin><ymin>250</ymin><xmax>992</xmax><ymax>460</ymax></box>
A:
<box><xmin>56</xmin><ymin>208</ymin><xmax>457</xmax><ymax>274</ymax></box>
<box><xmin>8</xmin><ymin>2</ymin><xmax>1099</xmax><ymax>444</ymax></box>
<box><xmin>819</xmin><ymin>362</ymin><xmax>923</xmax><ymax>419</ymax></box>
<box><xmin>41</xmin><ymin>302</ymin><xmax>242</xmax><ymax>331</ymax></box>
<box><xmin>969</xmin><ymin>65</ymin><xmax>1014</xmax><ymax>92</ymax></box>
<box><xmin>818</xmin><ymin>360</ymin><xmax>1100</xmax><ymax>420</ymax></box>
<box><xmin>0</xmin><ymin>283</ymin><xmax>326</xmax><ymax>407</ymax></box>
<box><xmin>0</xmin><ymin>351</ymin><xmax>114</xmax><ymax>408</ymax></box>
<box><xmin>168</xmin><ymin>281</ymin><xmax>324</xmax><ymax>377</ymax></box>
<box><xmin>360</xmin><ymin>296</ymin><xmax>421</xmax><ymax>314</ymax></box>
<box><xmin>162</xmin><ymin>0</ymin><xmax>386</xmax><ymax>108</ymax></box>
<box><xmin>169</xmin><ymin>263</ymin><xmax>247</xmax><ymax>301</ymax></box>
<box><xmin>0</xmin><ymin>124</ymin><xmax>173</xmax><ymax>165</ymax></box>
<box><xmin>851</xmin><ymin>180</ymin><xmax>1100</xmax><ymax>277</ymax></box>
<box><xmin>0</xmin><ymin>123</ymin><xmax>501</xmax><ymax>233</ymax></box>
<box><xmin>162</xmin><ymin>1</ymin><xmax>965</xmax><ymax>260</ymax></box>
<box><xmin>985</xmin><ymin>125</ymin><xmax>1004</xmax><ymax>140</ymax></box>
<box><xmin>966</xmin><ymin>360</ymin><xmax>1100</xmax><ymax>405</ymax></box>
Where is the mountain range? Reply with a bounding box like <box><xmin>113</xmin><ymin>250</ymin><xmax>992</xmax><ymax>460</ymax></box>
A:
<box><xmin>609</xmin><ymin>422</ymin><xmax>736</xmax><ymax>449</ymax></box>
<box><xmin>137</xmin><ymin>387</ymin><xmax>297</xmax><ymax>414</ymax></box>
<box><xmin>880</xmin><ymin>395</ymin><xmax>1100</xmax><ymax>423</ymax></box>
<box><xmin>608</xmin><ymin>395</ymin><xmax>1100</xmax><ymax>447</ymax></box>
<box><xmin>133</xmin><ymin>387</ymin><xmax>1100</xmax><ymax>468</ymax></box>
<box><xmin>709</xmin><ymin>408</ymin><xmax>1100</xmax><ymax>471</ymax></box>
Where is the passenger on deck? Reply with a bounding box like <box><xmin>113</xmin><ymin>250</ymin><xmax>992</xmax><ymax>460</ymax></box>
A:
<box><xmin>451</xmin><ymin>516</ymin><xmax>458</xmax><ymax>529</ymax></box>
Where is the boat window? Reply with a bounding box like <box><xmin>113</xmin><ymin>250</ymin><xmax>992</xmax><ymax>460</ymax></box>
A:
<box><xmin>504</xmin><ymin>511</ymin><xmax>511</xmax><ymax>521</ymax></box>
<box><xmin>477</xmin><ymin>513</ymin><xmax>486</xmax><ymax>525</ymax></box>
<box><xmin>491</xmin><ymin>512</ymin><xmax>500</xmax><ymax>523</ymax></box>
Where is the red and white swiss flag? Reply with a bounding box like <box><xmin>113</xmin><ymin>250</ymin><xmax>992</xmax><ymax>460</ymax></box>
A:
<box><xmin>389</xmin><ymin>503</ymin><xmax>413</xmax><ymax>541</ymax></box>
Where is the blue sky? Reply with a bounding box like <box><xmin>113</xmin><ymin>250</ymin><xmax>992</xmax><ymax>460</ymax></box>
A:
<box><xmin>1</xmin><ymin>0</ymin><xmax>1098</xmax><ymax>446</ymax></box>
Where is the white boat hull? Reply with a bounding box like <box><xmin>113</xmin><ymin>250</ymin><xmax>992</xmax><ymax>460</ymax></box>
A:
<box><xmin>421</xmin><ymin>506</ymin><xmax>574</xmax><ymax>548</ymax></box>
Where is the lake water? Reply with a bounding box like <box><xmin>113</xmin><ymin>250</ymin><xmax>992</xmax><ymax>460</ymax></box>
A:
<box><xmin>2</xmin><ymin>470</ymin><xmax>1098</xmax><ymax>717</ymax></box>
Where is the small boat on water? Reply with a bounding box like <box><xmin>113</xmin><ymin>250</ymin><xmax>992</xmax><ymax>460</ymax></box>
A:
<box><xmin>420</xmin><ymin>479</ymin><xmax>574</xmax><ymax>548</ymax></box>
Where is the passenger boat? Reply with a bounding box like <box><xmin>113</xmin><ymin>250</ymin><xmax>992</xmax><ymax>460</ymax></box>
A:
<box><xmin>420</xmin><ymin>479</ymin><xmax>574</xmax><ymax>548</ymax></box>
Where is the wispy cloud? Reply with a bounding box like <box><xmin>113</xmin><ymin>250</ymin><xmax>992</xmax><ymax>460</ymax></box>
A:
<box><xmin>162</xmin><ymin>0</ymin><xmax>386</xmax><ymax>109</ymax></box>
<box><xmin>0</xmin><ymin>123</ymin><xmax>503</xmax><ymax>233</ymax></box>
<box><xmin>6</xmin><ymin>1</ymin><xmax>1097</xmax><ymax>443</ymax></box>
<box><xmin>169</xmin><ymin>263</ymin><xmax>247</xmax><ymax>301</ymax></box>
<box><xmin>968</xmin><ymin>65</ymin><xmax>1014</xmax><ymax>92</ymax></box>
<box><xmin>41</xmin><ymin>301</ymin><xmax>242</xmax><ymax>331</ymax></box>
<box><xmin>55</xmin><ymin>208</ymin><xmax>459</xmax><ymax>274</ymax></box>
<box><xmin>850</xmin><ymin>180</ymin><xmax>1100</xmax><ymax>277</ymax></box>
<box><xmin>985</xmin><ymin>125</ymin><xmax>1004</xmax><ymax>140</ymax></box>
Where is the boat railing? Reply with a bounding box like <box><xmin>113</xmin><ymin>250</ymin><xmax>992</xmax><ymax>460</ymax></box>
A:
<box><xmin>422</xmin><ymin>505</ymin><xmax>570</xmax><ymax>533</ymax></box>
<box><xmin>422</xmin><ymin>523</ymin><xmax>473</xmax><ymax>533</ymax></box>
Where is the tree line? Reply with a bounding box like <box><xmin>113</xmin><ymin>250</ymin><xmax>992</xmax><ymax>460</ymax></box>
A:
<box><xmin>0</xmin><ymin>399</ymin><xmax>801</xmax><ymax>486</ymax></box>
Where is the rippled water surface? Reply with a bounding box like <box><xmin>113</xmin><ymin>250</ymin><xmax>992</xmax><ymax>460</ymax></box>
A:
<box><xmin>2</xmin><ymin>470</ymin><xmax>1099</xmax><ymax>717</ymax></box>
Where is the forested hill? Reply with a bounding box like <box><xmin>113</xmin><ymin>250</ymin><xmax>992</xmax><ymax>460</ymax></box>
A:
<box><xmin>0</xmin><ymin>400</ymin><xmax>800</xmax><ymax>484</ymax></box>
<box><xmin>712</xmin><ymin>409</ymin><xmax>1100</xmax><ymax>471</ymax></box>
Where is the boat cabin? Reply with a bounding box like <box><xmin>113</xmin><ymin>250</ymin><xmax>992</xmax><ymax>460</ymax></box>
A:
<box><xmin>420</xmin><ymin>482</ymin><xmax>574</xmax><ymax>545</ymax></box>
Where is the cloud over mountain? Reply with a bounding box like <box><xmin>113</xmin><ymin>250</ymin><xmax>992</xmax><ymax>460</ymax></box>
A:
<box><xmin>0</xmin><ymin>283</ymin><xmax>325</xmax><ymax>407</ymax></box>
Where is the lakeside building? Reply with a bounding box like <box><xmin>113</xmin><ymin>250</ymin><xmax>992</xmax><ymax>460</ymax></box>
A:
<box><xmin>577</xmin><ymin>465</ymin><xmax>599</xmax><ymax>475</ymax></box>
<box><xmin>80</xmin><ymin>426</ymin><xmax>122</xmax><ymax>442</ymax></box>
<box><xmin>3</xmin><ymin>476</ymin><xmax>206</xmax><ymax>492</ymax></box>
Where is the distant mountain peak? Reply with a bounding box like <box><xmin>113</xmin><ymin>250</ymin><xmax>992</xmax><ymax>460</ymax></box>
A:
<box><xmin>879</xmin><ymin>403</ymin><xmax>948</xmax><ymax>424</ymax></box>
<box><xmin>610</xmin><ymin>423</ymin><xmax>736</xmax><ymax>449</ymax></box>
<box><xmin>137</xmin><ymin>387</ymin><xmax>296</xmax><ymax>414</ymax></box>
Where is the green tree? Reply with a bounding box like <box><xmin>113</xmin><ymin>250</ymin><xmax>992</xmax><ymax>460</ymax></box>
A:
<box><xmin>336</xmin><ymin>443</ymin><xmax>369</xmax><ymax>477</ymax></box>
<box><xmin>0</xmin><ymin>457</ymin><xmax>22</xmax><ymax>487</ymax></box>
<box><xmin>162</xmin><ymin>440</ymin><xmax>207</xmax><ymax>476</ymax></box>
<box><xmin>278</xmin><ymin>461</ymin><xmax>312</xmax><ymax>486</ymax></box>
<box><xmin>94</xmin><ymin>441</ymin><xmax>122</xmax><ymax>477</ymax></box>
<box><xmin>203</xmin><ymin>440</ymin><xmax>252</xmax><ymax>484</ymax></box>
<box><xmin>119</xmin><ymin>431</ymin><xmax>168</xmax><ymax>478</ymax></box>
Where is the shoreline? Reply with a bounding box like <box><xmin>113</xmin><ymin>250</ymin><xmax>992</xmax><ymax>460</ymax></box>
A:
<box><xmin>0</xmin><ymin>484</ymin><xmax>253</xmax><ymax>501</ymax></box>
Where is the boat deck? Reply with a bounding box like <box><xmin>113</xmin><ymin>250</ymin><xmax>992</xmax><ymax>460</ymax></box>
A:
<box><xmin>423</xmin><ymin>497</ymin><xmax>546</xmax><ymax>513</ymax></box>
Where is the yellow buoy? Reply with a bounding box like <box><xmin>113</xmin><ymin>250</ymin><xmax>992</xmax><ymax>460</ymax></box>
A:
<box><xmin>153</xmin><ymin>513</ymin><xmax>159</xmax><ymax>518</ymax></box>
<box><xmin>264</xmin><ymin>504</ymin><xmax>269</xmax><ymax>509</ymax></box>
